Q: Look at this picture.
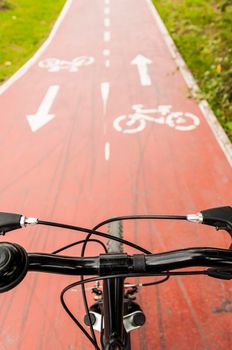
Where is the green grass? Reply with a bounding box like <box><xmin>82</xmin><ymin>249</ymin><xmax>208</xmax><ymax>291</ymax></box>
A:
<box><xmin>0</xmin><ymin>0</ymin><xmax>66</xmax><ymax>83</ymax></box>
<box><xmin>152</xmin><ymin>0</ymin><xmax>232</xmax><ymax>140</ymax></box>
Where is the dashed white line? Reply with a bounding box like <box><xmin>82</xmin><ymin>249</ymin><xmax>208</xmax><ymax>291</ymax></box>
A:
<box><xmin>104</xmin><ymin>31</ymin><xmax>111</xmax><ymax>42</ymax></box>
<box><xmin>104</xmin><ymin>7</ymin><xmax>110</xmax><ymax>15</ymax></box>
<box><xmin>105</xmin><ymin>60</ymin><xmax>110</xmax><ymax>68</ymax></box>
<box><xmin>104</xmin><ymin>18</ymin><xmax>111</xmax><ymax>27</ymax></box>
<box><xmin>105</xmin><ymin>142</ymin><xmax>111</xmax><ymax>161</ymax></box>
<box><xmin>102</xmin><ymin>0</ymin><xmax>111</xmax><ymax>161</ymax></box>
<box><xmin>103</xmin><ymin>49</ymin><xmax>111</xmax><ymax>56</ymax></box>
<box><xmin>101</xmin><ymin>82</ymin><xmax>110</xmax><ymax>114</ymax></box>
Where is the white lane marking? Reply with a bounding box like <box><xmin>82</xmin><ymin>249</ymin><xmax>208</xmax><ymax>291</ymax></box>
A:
<box><xmin>26</xmin><ymin>85</ymin><xmax>59</xmax><ymax>132</ymax></box>
<box><xmin>146</xmin><ymin>0</ymin><xmax>232</xmax><ymax>166</ymax></box>
<box><xmin>131</xmin><ymin>55</ymin><xmax>152</xmax><ymax>86</ymax></box>
<box><xmin>0</xmin><ymin>0</ymin><xmax>73</xmax><ymax>96</ymax></box>
<box><xmin>105</xmin><ymin>142</ymin><xmax>110</xmax><ymax>161</ymax></box>
<box><xmin>104</xmin><ymin>18</ymin><xmax>111</xmax><ymax>27</ymax></box>
<box><xmin>103</xmin><ymin>49</ymin><xmax>110</xmax><ymax>56</ymax></box>
<box><xmin>38</xmin><ymin>56</ymin><xmax>94</xmax><ymax>72</ymax></box>
<box><xmin>104</xmin><ymin>31</ymin><xmax>111</xmax><ymax>42</ymax></box>
<box><xmin>104</xmin><ymin>7</ymin><xmax>110</xmax><ymax>15</ymax></box>
<box><xmin>105</xmin><ymin>60</ymin><xmax>110</xmax><ymax>68</ymax></box>
<box><xmin>101</xmin><ymin>82</ymin><xmax>110</xmax><ymax>114</ymax></box>
<box><xmin>105</xmin><ymin>0</ymin><xmax>110</xmax><ymax>4</ymax></box>
<box><xmin>113</xmin><ymin>104</ymin><xmax>200</xmax><ymax>134</ymax></box>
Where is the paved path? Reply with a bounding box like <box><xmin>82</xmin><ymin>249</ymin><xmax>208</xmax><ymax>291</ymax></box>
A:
<box><xmin>0</xmin><ymin>0</ymin><xmax>231</xmax><ymax>349</ymax></box>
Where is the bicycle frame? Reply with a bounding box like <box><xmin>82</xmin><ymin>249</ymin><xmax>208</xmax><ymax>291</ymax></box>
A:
<box><xmin>103</xmin><ymin>277</ymin><xmax>125</xmax><ymax>349</ymax></box>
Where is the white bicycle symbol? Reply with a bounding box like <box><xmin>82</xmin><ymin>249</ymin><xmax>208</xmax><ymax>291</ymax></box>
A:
<box><xmin>113</xmin><ymin>104</ymin><xmax>200</xmax><ymax>134</ymax></box>
<box><xmin>38</xmin><ymin>56</ymin><xmax>94</xmax><ymax>72</ymax></box>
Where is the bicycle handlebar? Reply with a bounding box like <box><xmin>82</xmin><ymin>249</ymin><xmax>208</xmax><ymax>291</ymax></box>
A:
<box><xmin>1</xmin><ymin>207</ymin><xmax>231</xmax><ymax>350</ymax></box>
<box><xmin>0</xmin><ymin>206</ymin><xmax>232</xmax><ymax>293</ymax></box>
<box><xmin>0</xmin><ymin>242</ymin><xmax>232</xmax><ymax>293</ymax></box>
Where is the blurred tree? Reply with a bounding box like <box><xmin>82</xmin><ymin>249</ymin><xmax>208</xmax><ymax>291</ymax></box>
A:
<box><xmin>0</xmin><ymin>0</ymin><xmax>10</xmax><ymax>10</ymax></box>
<box><xmin>222</xmin><ymin>0</ymin><xmax>232</xmax><ymax>11</ymax></box>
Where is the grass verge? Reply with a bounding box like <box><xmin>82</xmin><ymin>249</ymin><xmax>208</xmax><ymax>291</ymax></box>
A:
<box><xmin>0</xmin><ymin>0</ymin><xmax>66</xmax><ymax>83</ymax></box>
<box><xmin>152</xmin><ymin>0</ymin><xmax>232</xmax><ymax>140</ymax></box>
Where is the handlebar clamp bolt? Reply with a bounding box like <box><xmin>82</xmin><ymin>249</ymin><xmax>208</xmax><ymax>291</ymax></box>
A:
<box><xmin>84</xmin><ymin>313</ymin><xmax>97</xmax><ymax>326</ymax></box>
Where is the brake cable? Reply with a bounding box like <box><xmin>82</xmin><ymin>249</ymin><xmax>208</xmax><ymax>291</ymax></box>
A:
<box><xmin>80</xmin><ymin>216</ymin><xmax>154</xmax><ymax>349</ymax></box>
<box><xmin>79</xmin><ymin>215</ymin><xmax>188</xmax><ymax>348</ymax></box>
<box><xmin>52</xmin><ymin>239</ymin><xmax>107</xmax><ymax>254</ymax></box>
<box><xmin>40</xmin><ymin>216</ymin><xmax>193</xmax><ymax>348</ymax></box>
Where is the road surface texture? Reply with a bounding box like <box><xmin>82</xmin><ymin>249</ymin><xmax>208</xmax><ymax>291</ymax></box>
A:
<box><xmin>0</xmin><ymin>0</ymin><xmax>231</xmax><ymax>349</ymax></box>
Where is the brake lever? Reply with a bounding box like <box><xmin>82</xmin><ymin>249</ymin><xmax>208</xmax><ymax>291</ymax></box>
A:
<box><xmin>188</xmin><ymin>206</ymin><xmax>232</xmax><ymax>235</ymax></box>
<box><xmin>0</xmin><ymin>213</ymin><xmax>38</xmax><ymax>235</ymax></box>
<box><xmin>187</xmin><ymin>206</ymin><xmax>232</xmax><ymax>249</ymax></box>
<box><xmin>200</xmin><ymin>206</ymin><xmax>232</xmax><ymax>233</ymax></box>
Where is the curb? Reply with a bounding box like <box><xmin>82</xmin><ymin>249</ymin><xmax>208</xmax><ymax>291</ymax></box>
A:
<box><xmin>146</xmin><ymin>0</ymin><xmax>232</xmax><ymax>167</ymax></box>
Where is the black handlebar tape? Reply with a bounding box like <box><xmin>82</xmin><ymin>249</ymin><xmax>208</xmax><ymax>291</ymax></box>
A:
<box><xmin>201</xmin><ymin>206</ymin><xmax>232</xmax><ymax>234</ymax></box>
<box><xmin>28</xmin><ymin>253</ymin><xmax>99</xmax><ymax>275</ymax></box>
<box><xmin>144</xmin><ymin>248</ymin><xmax>232</xmax><ymax>272</ymax></box>
<box><xmin>0</xmin><ymin>213</ymin><xmax>23</xmax><ymax>235</ymax></box>
<box><xmin>27</xmin><ymin>249</ymin><xmax>232</xmax><ymax>276</ymax></box>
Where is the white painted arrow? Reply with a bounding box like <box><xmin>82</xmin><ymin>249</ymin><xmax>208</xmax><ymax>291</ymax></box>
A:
<box><xmin>27</xmin><ymin>85</ymin><xmax>60</xmax><ymax>132</ymax></box>
<box><xmin>131</xmin><ymin>55</ymin><xmax>152</xmax><ymax>86</ymax></box>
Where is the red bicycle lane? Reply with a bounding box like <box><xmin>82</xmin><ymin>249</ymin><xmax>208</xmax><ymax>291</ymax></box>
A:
<box><xmin>102</xmin><ymin>2</ymin><xmax>232</xmax><ymax>348</ymax></box>
<box><xmin>0</xmin><ymin>0</ymin><xmax>231</xmax><ymax>349</ymax></box>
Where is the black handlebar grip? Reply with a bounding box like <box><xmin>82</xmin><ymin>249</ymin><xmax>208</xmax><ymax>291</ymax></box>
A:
<box><xmin>0</xmin><ymin>242</ymin><xmax>28</xmax><ymax>292</ymax></box>
<box><xmin>0</xmin><ymin>212</ymin><xmax>23</xmax><ymax>235</ymax></box>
